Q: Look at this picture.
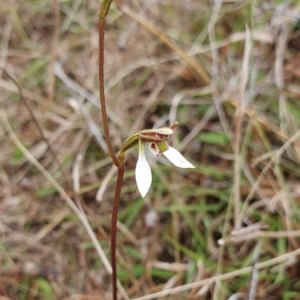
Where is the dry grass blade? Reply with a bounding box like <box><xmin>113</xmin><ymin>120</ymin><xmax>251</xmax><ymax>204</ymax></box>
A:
<box><xmin>120</xmin><ymin>4</ymin><xmax>211</xmax><ymax>85</ymax></box>
<box><xmin>42</xmin><ymin>0</ymin><xmax>60</xmax><ymax>112</ymax></box>
<box><xmin>219</xmin><ymin>229</ymin><xmax>300</xmax><ymax>245</ymax></box>
<box><xmin>208</xmin><ymin>0</ymin><xmax>230</xmax><ymax>136</ymax></box>
<box><xmin>54</xmin><ymin>62</ymin><xmax>119</xmax><ymax>124</ymax></box>
<box><xmin>131</xmin><ymin>248</ymin><xmax>300</xmax><ymax>300</ymax></box>
<box><xmin>96</xmin><ymin>164</ymin><xmax>117</xmax><ymax>201</ymax></box>
<box><xmin>72</xmin><ymin>153</ymin><xmax>83</xmax><ymax>193</ymax></box>
<box><xmin>234</xmin><ymin>25</ymin><xmax>251</xmax><ymax>229</ymax></box>
<box><xmin>2</xmin><ymin>1</ymin><xmax>300</xmax><ymax>299</ymax></box>
<box><xmin>35</xmin><ymin>209</ymin><xmax>70</xmax><ymax>241</ymax></box>
<box><xmin>0</xmin><ymin>105</ymin><xmax>129</xmax><ymax>300</ymax></box>
<box><xmin>0</xmin><ymin>18</ymin><xmax>12</xmax><ymax>78</ymax></box>
<box><xmin>247</xmin><ymin>241</ymin><xmax>261</xmax><ymax>300</ymax></box>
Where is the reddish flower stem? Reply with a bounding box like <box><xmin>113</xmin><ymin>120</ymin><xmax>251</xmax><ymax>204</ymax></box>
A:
<box><xmin>98</xmin><ymin>3</ymin><xmax>124</xmax><ymax>299</ymax></box>
<box><xmin>98</xmin><ymin>17</ymin><xmax>119</xmax><ymax>168</ymax></box>
<box><xmin>111</xmin><ymin>166</ymin><xmax>124</xmax><ymax>300</ymax></box>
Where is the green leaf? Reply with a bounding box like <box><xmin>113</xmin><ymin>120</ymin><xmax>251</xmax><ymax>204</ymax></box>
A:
<box><xmin>36</xmin><ymin>278</ymin><xmax>55</xmax><ymax>298</ymax></box>
<box><xmin>36</xmin><ymin>187</ymin><xmax>57</xmax><ymax>198</ymax></box>
<box><xmin>124</xmin><ymin>246</ymin><xmax>142</xmax><ymax>260</ymax></box>
<box><xmin>283</xmin><ymin>292</ymin><xmax>300</xmax><ymax>300</ymax></box>
<box><xmin>118</xmin><ymin>198</ymin><xmax>144</xmax><ymax>228</ymax></box>
<box><xmin>197</xmin><ymin>132</ymin><xmax>230</xmax><ymax>146</ymax></box>
<box><xmin>287</xmin><ymin>101</ymin><xmax>300</xmax><ymax>122</ymax></box>
<box><xmin>11</xmin><ymin>147</ymin><xmax>25</xmax><ymax>164</ymax></box>
<box><xmin>117</xmin><ymin>264</ymin><xmax>174</xmax><ymax>281</ymax></box>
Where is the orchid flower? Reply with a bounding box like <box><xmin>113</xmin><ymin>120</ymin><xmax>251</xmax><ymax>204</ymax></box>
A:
<box><xmin>117</xmin><ymin>122</ymin><xmax>195</xmax><ymax>197</ymax></box>
<box><xmin>135</xmin><ymin>123</ymin><xmax>195</xmax><ymax>197</ymax></box>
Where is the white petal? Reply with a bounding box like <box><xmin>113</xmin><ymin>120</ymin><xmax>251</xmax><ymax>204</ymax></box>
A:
<box><xmin>163</xmin><ymin>147</ymin><xmax>195</xmax><ymax>168</ymax></box>
<box><xmin>135</xmin><ymin>141</ymin><xmax>152</xmax><ymax>197</ymax></box>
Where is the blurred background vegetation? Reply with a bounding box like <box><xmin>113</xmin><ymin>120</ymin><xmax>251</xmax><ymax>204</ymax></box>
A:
<box><xmin>1</xmin><ymin>0</ymin><xmax>300</xmax><ymax>299</ymax></box>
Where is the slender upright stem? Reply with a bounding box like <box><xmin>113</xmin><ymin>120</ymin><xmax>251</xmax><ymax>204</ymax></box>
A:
<box><xmin>98</xmin><ymin>17</ymin><xmax>119</xmax><ymax>167</ymax></box>
<box><xmin>111</xmin><ymin>166</ymin><xmax>124</xmax><ymax>300</ymax></box>
<box><xmin>98</xmin><ymin>3</ymin><xmax>126</xmax><ymax>299</ymax></box>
